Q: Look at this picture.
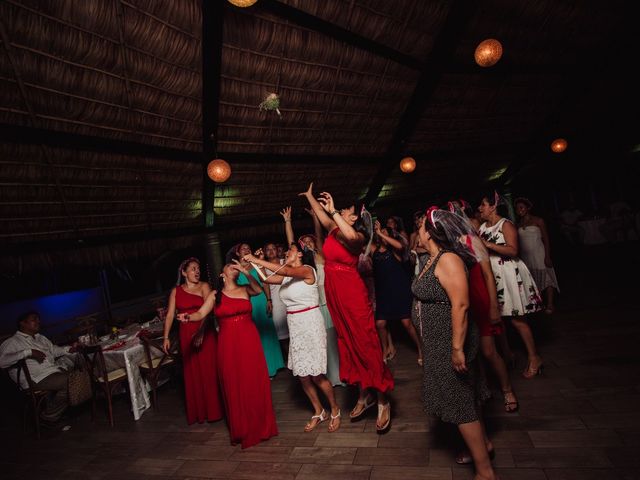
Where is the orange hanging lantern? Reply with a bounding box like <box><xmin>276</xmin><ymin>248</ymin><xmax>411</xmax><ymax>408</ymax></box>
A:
<box><xmin>474</xmin><ymin>39</ymin><xmax>503</xmax><ymax>67</ymax></box>
<box><xmin>550</xmin><ymin>138</ymin><xmax>568</xmax><ymax>153</ymax></box>
<box><xmin>227</xmin><ymin>0</ymin><xmax>258</xmax><ymax>7</ymax></box>
<box><xmin>400</xmin><ymin>156</ymin><xmax>416</xmax><ymax>173</ymax></box>
<box><xmin>207</xmin><ymin>159</ymin><xmax>231</xmax><ymax>183</ymax></box>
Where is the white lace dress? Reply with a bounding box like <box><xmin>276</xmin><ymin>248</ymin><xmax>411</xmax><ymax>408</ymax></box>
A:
<box><xmin>279</xmin><ymin>266</ymin><xmax>327</xmax><ymax>377</ymax></box>
<box><xmin>518</xmin><ymin>225</ymin><xmax>560</xmax><ymax>292</ymax></box>
<box><xmin>479</xmin><ymin>219</ymin><xmax>543</xmax><ymax>317</ymax></box>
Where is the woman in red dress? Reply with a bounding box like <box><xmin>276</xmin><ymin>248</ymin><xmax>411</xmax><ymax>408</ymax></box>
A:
<box><xmin>179</xmin><ymin>260</ymin><xmax>278</xmax><ymax>449</ymax></box>
<box><xmin>300</xmin><ymin>183</ymin><xmax>394</xmax><ymax>433</ymax></box>
<box><xmin>163</xmin><ymin>257</ymin><xmax>222</xmax><ymax>424</ymax></box>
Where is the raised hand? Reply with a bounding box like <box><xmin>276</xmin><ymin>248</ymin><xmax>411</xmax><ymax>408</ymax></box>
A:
<box><xmin>231</xmin><ymin>259</ymin><xmax>249</xmax><ymax>274</ymax></box>
<box><xmin>374</xmin><ymin>220</ymin><xmax>382</xmax><ymax>234</ymax></box>
<box><xmin>254</xmin><ymin>248</ymin><xmax>265</xmax><ymax>260</ymax></box>
<box><xmin>280</xmin><ymin>206</ymin><xmax>292</xmax><ymax>222</ymax></box>
<box><xmin>317</xmin><ymin>191</ymin><xmax>335</xmax><ymax>213</ymax></box>
<box><xmin>242</xmin><ymin>253</ymin><xmax>257</xmax><ymax>263</ymax></box>
<box><xmin>298</xmin><ymin>182</ymin><xmax>314</xmax><ymax>199</ymax></box>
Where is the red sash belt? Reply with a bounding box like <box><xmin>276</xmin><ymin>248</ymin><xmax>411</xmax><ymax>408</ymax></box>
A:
<box><xmin>287</xmin><ymin>305</ymin><xmax>319</xmax><ymax>315</ymax></box>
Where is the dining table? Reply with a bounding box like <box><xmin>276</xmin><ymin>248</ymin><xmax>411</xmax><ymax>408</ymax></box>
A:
<box><xmin>94</xmin><ymin>319</ymin><xmax>165</xmax><ymax>420</ymax></box>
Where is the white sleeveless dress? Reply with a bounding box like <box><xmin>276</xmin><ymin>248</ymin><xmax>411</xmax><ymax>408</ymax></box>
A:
<box><xmin>479</xmin><ymin>219</ymin><xmax>543</xmax><ymax>317</ymax></box>
<box><xmin>279</xmin><ymin>266</ymin><xmax>327</xmax><ymax>377</ymax></box>
<box><xmin>518</xmin><ymin>225</ymin><xmax>560</xmax><ymax>292</ymax></box>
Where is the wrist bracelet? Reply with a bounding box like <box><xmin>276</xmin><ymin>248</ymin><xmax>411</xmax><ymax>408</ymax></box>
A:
<box><xmin>330</xmin><ymin>210</ymin><xmax>339</xmax><ymax>217</ymax></box>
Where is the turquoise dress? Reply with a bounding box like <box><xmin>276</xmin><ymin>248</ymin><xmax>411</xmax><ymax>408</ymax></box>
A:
<box><xmin>238</xmin><ymin>270</ymin><xmax>285</xmax><ymax>377</ymax></box>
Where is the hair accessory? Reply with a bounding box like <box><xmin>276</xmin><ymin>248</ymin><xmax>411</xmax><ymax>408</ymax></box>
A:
<box><xmin>425</xmin><ymin>206</ymin><xmax>439</xmax><ymax>228</ymax></box>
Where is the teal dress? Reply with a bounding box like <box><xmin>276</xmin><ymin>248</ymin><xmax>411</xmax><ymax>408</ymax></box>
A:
<box><xmin>238</xmin><ymin>270</ymin><xmax>285</xmax><ymax>377</ymax></box>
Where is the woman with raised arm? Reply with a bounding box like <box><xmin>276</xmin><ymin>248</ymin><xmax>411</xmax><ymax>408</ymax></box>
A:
<box><xmin>478</xmin><ymin>192</ymin><xmax>544</xmax><ymax>379</ymax></box>
<box><xmin>299</xmin><ymin>183</ymin><xmax>393</xmax><ymax>433</ymax></box>
<box><xmin>243</xmin><ymin>244</ymin><xmax>341</xmax><ymax>433</ymax></box>
<box><xmin>280</xmin><ymin>206</ymin><xmax>342</xmax><ymax>387</ymax></box>
<box><xmin>231</xmin><ymin>243</ymin><xmax>285</xmax><ymax>378</ymax></box>
<box><xmin>372</xmin><ymin>220</ymin><xmax>423</xmax><ymax>366</ymax></box>
<box><xmin>413</xmin><ymin>208</ymin><xmax>497</xmax><ymax>480</ymax></box>
<box><xmin>162</xmin><ymin>257</ymin><xmax>222</xmax><ymax>425</ymax></box>
<box><xmin>177</xmin><ymin>260</ymin><xmax>278</xmax><ymax>449</ymax></box>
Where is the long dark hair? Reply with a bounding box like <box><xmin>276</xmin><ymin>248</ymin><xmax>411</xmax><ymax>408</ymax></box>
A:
<box><xmin>291</xmin><ymin>243</ymin><xmax>316</xmax><ymax>269</ymax></box>
<box><xmin>191</xmin><ymin>267</ymin><xmax>226</xmax><ymax>350</ymax></box>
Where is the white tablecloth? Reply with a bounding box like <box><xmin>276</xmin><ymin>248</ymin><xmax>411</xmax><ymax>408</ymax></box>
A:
<box><xmin>578</xmin><ymin>219</ymin><xmax>607</xmax><ymax>245</ymax></box>
<box><xmin>102</xmin><ymin>338</ymin><xmax>152</xmax><ymax>420</ymax></box>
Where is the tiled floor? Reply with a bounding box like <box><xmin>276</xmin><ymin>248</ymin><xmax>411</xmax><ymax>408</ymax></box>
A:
<box><xmin>1</xmin><ymin>245</ymin><xmax>639</xmax><ymax>479</ymax></box>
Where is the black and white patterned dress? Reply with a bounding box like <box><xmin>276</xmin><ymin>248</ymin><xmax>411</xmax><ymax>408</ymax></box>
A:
<box><xmin>411</xmin><ymin>250</ymin><xmax>490</xmax><ymax>425</ymax></box>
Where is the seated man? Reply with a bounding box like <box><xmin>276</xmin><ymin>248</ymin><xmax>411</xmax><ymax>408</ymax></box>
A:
<box><xmin>0</xmin><ymin>311</ymin><xmax>78</xmax><ymax>424</ymax></box>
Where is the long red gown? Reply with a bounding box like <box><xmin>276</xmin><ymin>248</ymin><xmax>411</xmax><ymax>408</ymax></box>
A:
<box><xmin>175</xmin><ymin>287</ymin><xmax>223</xmax><ymax>424</ymax></box>
<box><xmin>322</xmin><ymin>228</ymin><xmax>394</xmax><ymax>392</ymax></box>
<box><xmin>215</xmin><ymin>293</ymin><xmax>278</xmax><ymax>448</ymax></box>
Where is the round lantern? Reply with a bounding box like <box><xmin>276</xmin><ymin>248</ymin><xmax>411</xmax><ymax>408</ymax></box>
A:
<box><xmin>550</xmin><ymin>138</ymin><xmax>568</xmax><ymax>153</ymax></box>
<box><xmin>400</xmin><ymin>156</ymin><xmax>416</xmax><ymax>173</ymax></box>
<box><xmin>227</xmin><ymin>0</ymin><xmax>258</xmax><ymax>7</ymax></box>
<box><xmin>474</xmin><ymin>39</ymin><xmax>503</xmax><ymax>67</ymax></box>
<box><xmin>207</xmin><ymin>159</ymin><xmax>231</xmax><ymax>183</ymax></box>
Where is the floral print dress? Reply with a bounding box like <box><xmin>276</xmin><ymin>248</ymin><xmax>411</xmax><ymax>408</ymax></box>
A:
<box><xmin>479</xmin><ymin>218</ymin><xmax>543</xmax><ymax>317</ymax></box>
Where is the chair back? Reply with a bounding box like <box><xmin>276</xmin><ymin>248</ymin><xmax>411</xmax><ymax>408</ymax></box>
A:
<box><xmin>140</xmin><ymin>335</ymin><xmax>178</xmax><ymax>374</ymax></box>
<box><xmin>81</xmin><ymin>344</ymin><xmax>110</xmax><ymax>386</ymax></box>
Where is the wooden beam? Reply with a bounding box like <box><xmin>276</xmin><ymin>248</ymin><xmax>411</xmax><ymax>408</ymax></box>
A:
<box><xmin>202</xmin><ymin>0</ymin><xmax>225</xmax><ymax>228</ymax></box>
<box><xmin>364</xmin><ymin>0</ymin><xmax>477</xmax><ymax>207</ymax></box>
<box><xmin>0</xmin><ymin>123</ymin><xmax>202</xmax><ymax>162</ymax></box>
<box><xmin>256</xmin><ymin>0</ymin><xmax>423</xmax><ymax>70</ymax></box>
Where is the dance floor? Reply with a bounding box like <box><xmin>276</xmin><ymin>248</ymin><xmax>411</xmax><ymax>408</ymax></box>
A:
<box><xmin>1</xmin><ymin>247</ymin><xmax>639</xmax><ymax>480</ymax></box>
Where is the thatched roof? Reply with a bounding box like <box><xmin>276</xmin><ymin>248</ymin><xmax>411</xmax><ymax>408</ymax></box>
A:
<box><xmin>0</xmin><ymin>0</ymin><xmax>637</xmax><ymax>271</ymax></box>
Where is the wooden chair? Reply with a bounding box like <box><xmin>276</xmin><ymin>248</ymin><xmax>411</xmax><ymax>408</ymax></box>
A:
<box><xmin>138</xmin><ymin>334</ymin><xmax>179</xmax><ymax>410</ymax></box>
<box><xmin>81</xmin><ymin>345</ymin><xmax>128</xmax><ymax>427</ymax></box>
<box><xmin>1</xmin><ymin>359</ymin><xmax>49</xmax><ymax>438</ymax></box>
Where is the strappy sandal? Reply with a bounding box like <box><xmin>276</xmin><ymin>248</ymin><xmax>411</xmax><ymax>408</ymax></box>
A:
<box><xmin>304</xmin><ymin>409</ymin><xmax>327</xmax><ymax>432</ymax></box>
<box><xmin>522</xmin><ymin>358</ymin><xmax>544</xmax><ymax>379</ymax></box>
<box><xmin>455</xmin><ymin>447</ymin><xmax>495</xmax><ymax>465</ymax></box>
<box><xmin>417</xmin><ymin>357</ymin><xmax>423</xmax><ymax>367</ymax></box>
<box><xmin>328</xmin><ymin>409</ymin><xmax>341</xmax><ymax>433</ymax></box>
<box><xmin>376</xmin><ymin>402</ymin><xmax>391</xmax><ymax>434</ymax></box>
<box><xmin>349</xmin><ymin>395</ymin><xmax>375</xmax><ymax>421</ymax></box>
<box><xmin>503</xmin><ymin>390</ymin><xmax>519</xmax><ymax>413</ymax></box>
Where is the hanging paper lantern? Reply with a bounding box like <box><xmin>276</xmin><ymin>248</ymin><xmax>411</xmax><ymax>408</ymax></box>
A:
<box><xmin>207</xmin><ymin>159</ymin><xmax>231</xmax><ymax>183</ymax></box>
<box><xmin>400</xmin><ymin>156</ymin><xmax>416</xmax><ymax>173</ymax></box>
<box><xmin>551</xmin><ymin>138</ymin><xmax>568</xmax><ymax>153</ymax></box>
<box><xmin>474</xmin><ymin>39</ymin><xmax>503</xmax><ymax>67</ymax></box>
<box><xmin>227</xmin><ymin>0</ymin><xmax>258</xmax><ymax>7</ymax></box>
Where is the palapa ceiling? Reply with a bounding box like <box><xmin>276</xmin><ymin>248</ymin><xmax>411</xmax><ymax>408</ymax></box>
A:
<box><xmin>0</xmin><ymin>0</ymin><xmax>638</xmax><ymax>267</ymax></box>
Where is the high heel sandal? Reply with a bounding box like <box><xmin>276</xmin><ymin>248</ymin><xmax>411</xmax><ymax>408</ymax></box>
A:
<box><xmin>522</xmin><ymin>359</ymin><xmax>544</xmax><ymax>379</ymax></box>
<box><xmin>376</xmin><ymin>403</ymin><xmax>391</xmax><ymax>434</ymax></box>
<box><xmin>349</xmin><ymin>395</ymin><xmax>375</xmax><ymax>421</ymax></box>
<box><xmin>304</xmin><ymin>409</ymin><xmax>327</xmax><ymax>432</ymax></box>
<box><xmin>328</xmin><ymin>409</ymin><xmax>341</xmax><ymax>433</ymax></box>
<box><xmin>417</xmin><ymin>357</ymin><xmax>423</xmax><ymax>367</ymax></box>
<box><xmin>503</xmin><ymin>390</ymin><xmax>519</xmax><ymax>413</ymax></box>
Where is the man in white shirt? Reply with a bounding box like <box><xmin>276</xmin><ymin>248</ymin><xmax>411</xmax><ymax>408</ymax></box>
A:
<box><xmin>0</xmin><ymin>311</ymin><xmax>77</xmax><ymax>422</ymax></box>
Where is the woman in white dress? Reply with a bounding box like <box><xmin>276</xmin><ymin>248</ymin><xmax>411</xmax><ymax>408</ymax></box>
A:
<box><xmin>243</xmin><ymin>244</ymin><xmax>341</xmax><ymax>433</ymax></box>
<box><xmin>280</xmin><ymin>206</ymin><xmax>343</xmax><ymax>387</ymax></box>
<box><xmin>478</xmin><ymin>193</ymin><xmax>544</xmax><ymax>379</ymax></box>
<box><xmin>514</xmin><ymin>198</ymin><xmax>560</xmax><ymax>314</ymax></box>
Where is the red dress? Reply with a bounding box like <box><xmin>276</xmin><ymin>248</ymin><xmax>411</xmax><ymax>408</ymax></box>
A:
<box><xmin>322</xmin><ymin>229</ymin><xmax>394</xmax><ymax>392</ymax></box>
<box><xmin>175</xmin><ymin>287</ymin><xmax>223</xmax><ymax>424</ymax></box>
<box><xmin>215</xmin><ymin>293</ymin><xmax>278</xmax><ymax>449</ymax></box>
<box><xmin>465</xmin><ymin>237</ymin><xmax>503</xmax><ymax>337</ymax></box>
